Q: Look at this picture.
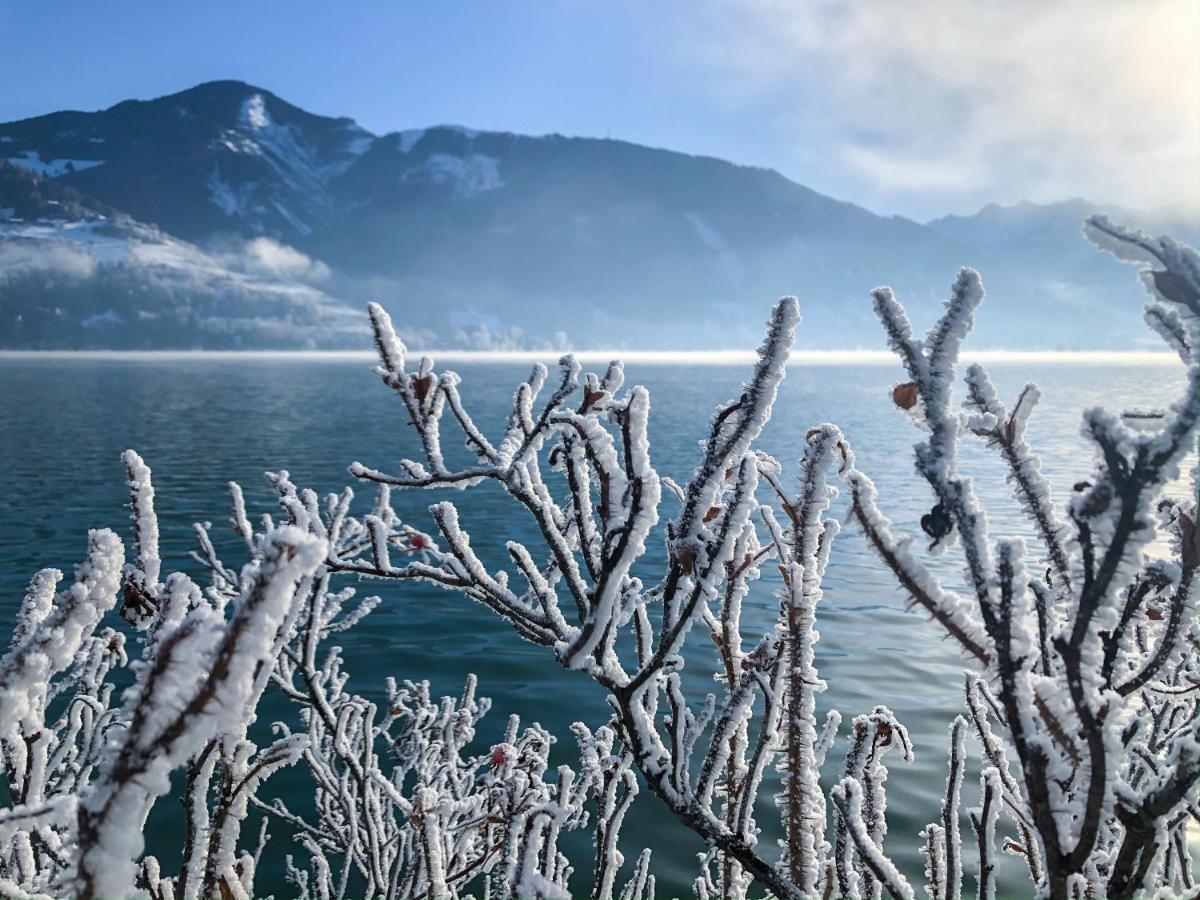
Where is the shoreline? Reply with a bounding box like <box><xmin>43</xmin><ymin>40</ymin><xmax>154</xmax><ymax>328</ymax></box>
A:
<box><xmin>0</xmin><ymin>349</ymin><xmax>1181</xmax><ymax>366</ymax></box>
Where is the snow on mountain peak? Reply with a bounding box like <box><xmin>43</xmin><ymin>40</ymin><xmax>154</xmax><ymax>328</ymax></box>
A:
<box><xmin>205</xmin><ymin>96</ymin><xmax>377</xmax><ymax>233</ymax></box>
<box><xmin>241</xmin><ymin>94</ymin><xmax>271</xmax><ymax>130</ymax></box>
<box><xmin>410</xmin><ymin>153</ymin><xmax>503</xmax><ymax>195</ymax></box>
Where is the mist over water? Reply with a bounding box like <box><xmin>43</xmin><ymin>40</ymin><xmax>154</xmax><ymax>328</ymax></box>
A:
<box><xmin>0</xmin><ymin>355</ymin><xmax>1190</xmax><ymax>897</ymax></box>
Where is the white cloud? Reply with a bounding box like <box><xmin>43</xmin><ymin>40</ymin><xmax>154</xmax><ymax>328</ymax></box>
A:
<box><xmin>224</xmin><ymin>236</ymin><xmax>331</xmax><ymax>282</ymax></box>
<box><xmin>0</xmin><ymin>240</ymin><xmax>97</xmax><ymax>282</ymax></box>
<box><xmin>683</xmin><ymin>0</ymin><xmax>1199</xmax><ymax>216</ymax></box>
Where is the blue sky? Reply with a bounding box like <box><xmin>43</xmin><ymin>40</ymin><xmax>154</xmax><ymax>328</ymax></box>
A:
<box><xmin>1</xmin><ymin>1</ymin><xmax>1196</xmax><ymax>220</ymax></box>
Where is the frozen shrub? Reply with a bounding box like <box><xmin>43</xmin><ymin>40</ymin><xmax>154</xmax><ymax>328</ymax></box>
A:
<box><xmin>837</xmin><ymin>217</ymin><xmax>1199</xmax><ymax>898</ymax></box>
<box><xmin>346</xmin><ymin>217</ymin><xmax>1199</xmax><ymax>899</ymax></box>
<box><xmin>0</xmin><ymin>216</ymin><xmax>1195</xmax><ymax>899</ymax></box>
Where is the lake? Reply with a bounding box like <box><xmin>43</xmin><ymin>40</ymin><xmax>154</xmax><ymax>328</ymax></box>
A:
<box><xmin>0</xmin><ymin>351</ymin><xmax>1191</xmax><ymax>898</ymax></box>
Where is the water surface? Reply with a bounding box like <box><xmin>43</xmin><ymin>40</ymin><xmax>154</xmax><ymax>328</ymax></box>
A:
<box><xmin>0</xmin><ymin>353</ymin><xmax>1189</xmax><ymax>897</ymax></box>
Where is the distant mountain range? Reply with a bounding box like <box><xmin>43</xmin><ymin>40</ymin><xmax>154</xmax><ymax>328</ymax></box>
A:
<box><xmin>1</xmin><ymin>80</ymin><xmax>1195</xmax><ymax>349</ymax></box>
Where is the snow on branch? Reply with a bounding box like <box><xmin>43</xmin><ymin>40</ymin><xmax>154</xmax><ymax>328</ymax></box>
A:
<box><xmin>346</xmin><ymin>294</ymin><xmax>930</xmax><ymax>900</ymax></box>
<box><xmin>849</xmin><ymin>218</ymin><xmax>1200</xmax><ymax>898</ymax></box>
<box><xmin>3</xmin><ymin>217</ymin><xmax>1198</xmax><ymax>899</ymax></box>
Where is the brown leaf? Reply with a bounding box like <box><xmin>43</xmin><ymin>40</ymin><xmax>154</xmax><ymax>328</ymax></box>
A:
<box><xmin>582</xmin><ymin>387</ymin><xmax>606</xmax><ymax>411</ymax></box>
<box><xmin>677</xmin><ymin>549</ymin><xmax>696</xmax><ymax>574</ymax></box>
<box><xmin>703</xmin><ymin>506</ymin><xmax>723</xmax><ymax>523</ymax></box>
<box><xmin>413</xmin><ymin>374</ymin><xmax>435</xmax><ymax>402</ymax></box>
<box><xmin>1146</xmin><ymin>606</ymin><xmax>1163</xmax><ymax>621</ymax></box>
<box><xmin>892</xmin><ymin>382</ymin><xmax>918</xmax><ymax>411</ymax></box>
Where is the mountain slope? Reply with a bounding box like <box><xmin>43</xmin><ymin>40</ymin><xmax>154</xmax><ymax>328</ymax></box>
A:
<box><xmin>0</xmin><ymin>160</ymin><xmax>366</xmax><ymax>349</ymax></box>
<box><xmin>316</xmin><ymin>125</ymin><xmax>971</xmax><ymax>347</ymax></box>
<box><xmin>926</xmin><ymin>199</ymin><xmax>1200</xmax><ymax>349</ymax></box>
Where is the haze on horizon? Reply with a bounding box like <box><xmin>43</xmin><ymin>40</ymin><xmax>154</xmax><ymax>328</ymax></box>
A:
<box><xmin>1</xmin><ymin>0</ymin><xmax>1196</xmax><ymax>221</ymax></box>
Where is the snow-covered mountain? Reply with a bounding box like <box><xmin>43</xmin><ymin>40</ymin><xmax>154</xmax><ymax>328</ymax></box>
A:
<box><xmin>925</xmin><ymin>199</ymin><xmax>1200</xmax><ymax>350</ymax></box>
<box><xmin>0</xmin><ymin>81</ymin><xmax>369</xmax><ymax>242</ymax></box>
<box><xmin>1</xmin><ymin>81</ymin><xmax>1193</xmax><ymax>349</ymax></box>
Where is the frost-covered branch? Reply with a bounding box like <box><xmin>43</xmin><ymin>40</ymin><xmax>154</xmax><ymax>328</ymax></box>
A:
<box><xmin>847</xmin><ymin>218</ymin><xmax>1200</xmax><ymax>899</ymax></box>
<box><xmin>348</xmin><ymin>296</ymin><xmax>920</xmax><ymax>899</ymax></box>
<box><xmin>6</xmin><ymin>216</ymin><xmax>1198</xmax><ymax>900</ymax></box>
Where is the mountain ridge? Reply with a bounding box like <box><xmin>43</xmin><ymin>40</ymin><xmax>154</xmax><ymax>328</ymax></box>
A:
<box><xmin>1</xmin><ymin>80</ymin><xmax>1193</xmax><ymax>350</ymax></box>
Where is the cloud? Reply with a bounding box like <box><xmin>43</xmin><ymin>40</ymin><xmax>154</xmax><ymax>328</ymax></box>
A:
<box><xmin>0</xmin><ymin>240</ymin><xmax>97</xmax><ymax>282</ymax></box>
<box><xmin>449</xmin><ymin>308</ymin><xmax>572</xmax><ymax>352</ymax></box>
<box><xmin>222</xmin><ymin>236</ymin><xmax>331</xmax><ymax>282</ymax></box>
<box><xmin>682</xmin><ymin>0</ymin><xmax>1199</xmax><ymax>217</ymax></box>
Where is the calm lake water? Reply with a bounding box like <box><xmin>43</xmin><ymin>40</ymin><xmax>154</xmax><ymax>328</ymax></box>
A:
<box><xmin>0</xmin><ymin>352</ymin><xmax>1191</xmax><ymax>898</ymax></box>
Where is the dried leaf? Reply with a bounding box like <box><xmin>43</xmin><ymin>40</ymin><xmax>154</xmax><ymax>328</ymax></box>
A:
<box><xmin>892</xmin><ymin>382</ymin><xmax>918</xmax><ymax>411</ymax></box>
<box><xmin>892</xmin><ymin>381</ymin><xmax>916</xmax><ymax>410</ymax></box>
<box><xmin>703</xmin><ymin>506</ymin><xmax>722</xmax><ymax>523</ymax></box>
<box><xmin>920</xmin><ymin>502</ymin><xmax>952</xmax><ymax>541</ymax></box>
<box><xmin>677</xmin><ymin>549</ymin><xmax>696</xmax><ymax>575</ymax></box>
<box><xmin>582</xmin><ymin>387</ymin><xmax>606</xmax><ymax>411</ymax></box>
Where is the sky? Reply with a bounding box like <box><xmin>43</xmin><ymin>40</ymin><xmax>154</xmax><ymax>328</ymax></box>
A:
<box><xmin>0</xmin><ymin>1</ymin><xmax>1196</xmax><ymax>221</ymax></box>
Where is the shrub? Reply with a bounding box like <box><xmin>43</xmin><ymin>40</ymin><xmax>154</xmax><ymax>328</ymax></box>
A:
<box><xmin>0</xmin><ymin>216</ymin><xmax>1195</xmax><ymax>899</ymax></box>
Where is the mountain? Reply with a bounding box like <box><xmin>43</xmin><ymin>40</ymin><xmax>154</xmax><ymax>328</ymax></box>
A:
<box><xmin>0</xmin><ymin>81</ymin><xmax>370</xmax><ymax>242</ymax></box>
<box><xmin>926</xmin><ymin>199</ymin><xmax>1200</xmax><ymax>350</ymax></box>
<box><xmin>1</xmin><ymin>80</ymin><xmax>1193</xmax><ymax>350</ymax></box>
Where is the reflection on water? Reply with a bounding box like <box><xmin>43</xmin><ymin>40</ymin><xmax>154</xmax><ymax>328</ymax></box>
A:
<box><xmin>0</xmin><ymin>355</ymin><xmax>1191</xmax><ymax>896</ymax></box>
